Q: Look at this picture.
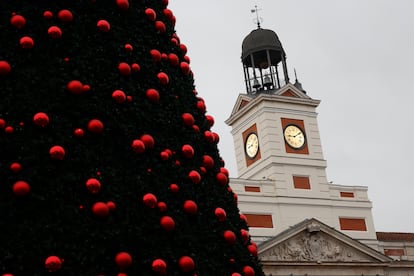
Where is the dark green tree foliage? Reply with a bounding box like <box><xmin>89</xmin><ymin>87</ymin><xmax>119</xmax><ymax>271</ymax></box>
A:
<box><xmin>0</xmin><ymin>0</ymin><xmax>264</xmax><ymax>275</ymax></box>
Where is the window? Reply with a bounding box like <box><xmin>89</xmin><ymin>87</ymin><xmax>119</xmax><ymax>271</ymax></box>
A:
<box><xmin>244</xmin><ymin>214</ymin><xmax>273</xmax><ymax>228</ymax></box>
<box><xmin>244</xmin><ymin>186</ymin><xmax>261</xmax><ymax>192</ymax></box>
<box><xmin>340</xmin><ymin>192</ymin><xmax>355</xmax><ymax>198</ymax></box>
<box><xmin>339</xmin><ymin>218</ymin><xmax>367</xmax><ymax>231</ymax></box>
<box><xmin>293</xmin><ymin>176</ymin><xmax>311</xmax><ymax>189</ymax></box>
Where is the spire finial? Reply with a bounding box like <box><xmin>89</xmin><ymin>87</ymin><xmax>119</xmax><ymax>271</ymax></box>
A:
<box><xmin>294</xmin><ymin>68</ymin><xmax>298</xmax><ymax>81</ymax></box>
<box><xmin>251</xmin><ymin>5</ymin><xmax>263</xmax><ymax>29</ymax></box>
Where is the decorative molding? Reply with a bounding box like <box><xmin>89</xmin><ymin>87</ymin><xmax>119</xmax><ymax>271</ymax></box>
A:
<box><xmin>260</xmin><ymin>230</ymin><xmax>377</xmax><ymax>262</ymax></box>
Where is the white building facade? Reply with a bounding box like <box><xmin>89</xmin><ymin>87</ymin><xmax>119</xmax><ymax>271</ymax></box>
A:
<box><xmin>226</xmin><ymin>27</ymin><xmax>414</xmax><ymax>275</ymax></box>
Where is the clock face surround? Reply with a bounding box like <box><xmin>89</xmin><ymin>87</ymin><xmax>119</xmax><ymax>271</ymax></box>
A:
<box><xmin>245</xmin><ymin>132</ymin><xmax>259</xmax><ymax>158</ymax></box>
<box><xmin>283</xmin><ymin>124</ymin><xmax>306</xmax><ymax>149</ymax></box>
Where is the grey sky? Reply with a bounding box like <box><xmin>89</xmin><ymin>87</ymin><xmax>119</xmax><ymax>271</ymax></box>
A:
<box><xmin>169</xmin><ymin>0</ymin><xmax>414</xmax><ymax>233</ymax></box>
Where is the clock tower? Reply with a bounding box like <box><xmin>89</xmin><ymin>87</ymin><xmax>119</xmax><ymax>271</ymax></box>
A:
<box><xmin>226</xmin><ymin>27</ymin><xmax>378</xmax><ymax>248</ymax></box>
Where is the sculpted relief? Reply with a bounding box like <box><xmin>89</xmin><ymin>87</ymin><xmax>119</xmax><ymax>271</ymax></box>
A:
<box><xmin>260</xmin><ymin>230</ymin><xmax>373</xmax><ymax>262</ymax></box>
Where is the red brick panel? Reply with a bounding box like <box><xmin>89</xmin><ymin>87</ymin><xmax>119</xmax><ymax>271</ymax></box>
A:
<box><xmin>340</xmin><ymin>192</ymin><xmax>355</xmax><ymax>198</ymax></box>
<box><xmin>293</xmin><ymin>176</ymin><xmax>311</xmax><ymax>189</ymax></box>
<box><xmin>244</xmin><ymin>214</ymin><xmax>273</xmax><ymax>228</ymax></box>
<box><xmin>339</xmin><ymin>218</ymin><xmax>367</xmax><ymax>231</ymax></box>
<box><xmin>384</xmin><ymin>249</ymin><xmax>405</xmax><ymax>256</ymax></box>
<box><xmin>244</xmin><ymin>186</ymin><xmax>261</xmax><ymax>192</ymax></box>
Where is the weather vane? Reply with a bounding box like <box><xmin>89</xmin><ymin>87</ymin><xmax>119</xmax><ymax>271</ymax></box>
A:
<box><xmin>251</xmin><ymin>5</ymin><xmax>263</xmax><ymax>29</ymax></box>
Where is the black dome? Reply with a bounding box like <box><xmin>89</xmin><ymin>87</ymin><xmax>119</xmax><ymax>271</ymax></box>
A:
<box><xmin>241</xmin><ymin>28</ymin><xmax>284</xmax><ymax>60</ymax></box>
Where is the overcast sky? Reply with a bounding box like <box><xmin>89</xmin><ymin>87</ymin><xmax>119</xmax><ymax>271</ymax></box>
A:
<box><xmin>168</xmin><ymin>0</ymin><xmax>414</xmax><ymax>233</ymax></box>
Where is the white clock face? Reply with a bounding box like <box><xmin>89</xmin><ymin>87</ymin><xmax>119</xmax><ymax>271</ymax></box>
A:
<box><xmin>245</xmin><ymin>133</ymin><xmax>259</xmax><ymax>158</ymax></box>
<box><xmin>284</xmin><ymin>125</ymin><xmax>306</xmax><ymax>149</ymax></box>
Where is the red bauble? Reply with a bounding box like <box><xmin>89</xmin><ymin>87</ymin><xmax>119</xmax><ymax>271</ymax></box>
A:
<box><xmin>192</xmin><ymin>125</ymin><xmax>200</xmax><ymax>133</ymax></box>
<box><xmin>74</xmin><ymin>128</ymin><xmax>85</xmax><ymax>137</ymax></box>
<box><xmin>33</xmin><ymin>112</ymin><xmax>49</xmax><ymax>127</ymax></box>
<box><xmin>124</xmin><ymin>43</ymin><xmax>133</xmax><ymax>52</ymax></box>
<box><xmin>223</xmin><ymin>230</ymin><xmax>237</xmax><ymax>245</ymax></box>
<box><xmin>146</xmin><ymin>88</ymin><xmax>160</xmax><ymax>103</ymax></box>
<box><xmin>171</xmin><ymin>37</ymin><xmax>178</xmax><ymax>46</ymax></box>
<box><xmin>4</xmin><ymin>126</ymin><xmax>14</xmax><ymax>134</ymax></box>
<box><xmin>204</xmin><ymin>131</ymin><xmax>214</xmax><ymax>143</ymax></box>
<box><xmin>240</xmin><ymin>229</ymin><xmax>249</xmax><ymax>243</ymax></box>
<box><xmin>86</xmin><ymin>178</ymin><xmax>101</xmax><ymax>193</ymax></box>
<box><xmin>116</xmin><ymin>0</ymin><xmax>130</xmax><ymax>10</ymax></box>
<box><xmin>216</xmin><ymin>172</ymin><xmax>228</xmax><ymax>186</ymax></box>
<box><xmin>214</xmin><ymin>207</ymin><xmax>227</xmax><ymax>222</ymax></box>
<box><xmin>213</xmin><ymin>132</ymin><xmax>220</xmax><ymax>143</ymax></box>
<box><xmin>162</xmin><ymin>0</ymin><xmax>169</xmax><ymax>6</ymax></box>
<box><xmin>183</xmin><ymin>200</ymin><xmax>198</xmax><ymax>215</ymax></box>
<box><xmin>106</xmin><ymin>201</ymin><xmax>116</xmax><ymax>211</ymax></box>
<box><xmin>179</xmin><ymin>44</ymin><xmax>188</xmax><ymax>54</ymax></box>
<box><xmin>196</xmin><ymin>100</ymin><xmax>206</xmax><ymax>112</ymax></box>
<box><xmin>45</xmin><ymin>256</ymin><xmax>62</xmax><ymax>272</ymax></box>
<box><xmin>199</xmin><ymin>166</ymin><xmax>207</xmax><ymax>175</ymax></box>
<box><xmin>220</xmin><ymin>167</ymin><xmax>229</xmax><ymax>177</ymax></box>
<box><xmin>160</xmin><ymin>151</ymin><xmax>169</xmax><ymax>161</ymax></box>
<box><xmin>182</xmin><ymin>113</ymin><xmax>195</xmax><ymax>126</ymax></box>
<box><xmin>163</xmin><ymin>9</ymin><xmax>174</xmax><ymax>20</ymax></box>
<box><xmin>188</xmin><ymin>170</ymin><xmax>201</xmax><ymax>184</ymax></box>
<box><xmin>145</xmin><ymin>8</ymin><xmax>157</xmax><ymax>21</ymax></box>
<box><xmin>184</xmin><ymin>55</ymin><xmax>191</xmax><ymax>64</ymax></box>
<box><xmin>178</xmin><ymin>256</ymin><xmax>195</xmax><ymax>273</ymax></box>
<box><xmin>180</xmin><ymin>62</ymin><xmax>190</xmax><ymax>75</ymax></box>
<box><xmin>155</xmin><ymin>21</ymin><xmax>166</xmax><ymax>33</ymax></box>
<box><xmin>10</xmin><ymin>162</ymin><xmax>22</xmax><ymax>173</ymax></box>
<box><xmin>168</xmin><ymin>53</ymin><xmax>179</xmax><ymax>66</ymax></box>
<box><xmin>48</xmin><ymin>26</ymin><xmax>62</xmax><ymax>38</ymax></box>
<box><xmin>232</xmin><ymin>273</ymin><xmax>241</xmax><ymax>276</ymax></box>
<box><xmin>67</xmin><ymin>80</ymin><xmax>84</xmax><ymax>94</ymax></box>
<box><xmin>202</xmin><ymin>155</ymin><xmax>214</xmax><ymax>169</ymax></box>
<box><xmin>43</xmin><ymin>11</ymin><xmax>53</xmax><ymax>19</ymax></box>
<box><xmin>160</xmin><ymin>216</ymin><xmax>175</xmax><ymax>231</ymax></box>
<box><xmin>49</xmin><ymin>145</ymin><xmax>65</xmax><ymax>160</ymax></box>
<box><xmin>140</xmin><ymin>134</ymin><xmax>155</xmax><ymax>149</ymax></box>
<box><xmin>248</xmin><ymin>243</ymin><xmax>258</xmax><ymax>256</ymax></box>
<box><xmin>12</xmin><ymin>180</ymin><xmax>30</xmax><ymax>197</ymax></box>
<box><xmin>118</xmin><ymin>62</ymin><xmax>131</xmax><ymax>75</ymax></box>
<box><xmin>143</xmin><ymin>193</ymin><xmax>157</xmax><ymax>208</ymax></box>
<box><xmin>131</xmin><ymin>63</ymin><xmax>140</xmax><ymax>72</ymax></box>
<box><xmin>169</xmin><ymin>183</ymin><xmax>179</xmax><ymax>193</ymax></box>
<box><xmin>92</xmin><ymin>202</ymin><xmax>109</xmax><ymax>217</ymax></box>
<box><xmin>205</xmin><ymin>115</ymin><xmax>215</xmax><ymax>127</ymax></box>
<box><xmin>0</xmin><ymin>118</ymin><xmax>5</xmax><ymax>129</ymax></box>
<box><xmin>243</xmin><ymin>266</ymin><xmax>255</xmax><ymax>276</ymax></box>
<box><xmin>152</xmin><ymin>259</ymin><xmax>167</xmax><ymax>275</ymax></box>
<box><xmin>157</xmin><ymin>201</ymin><xmax>167</xmax><ymax>212</ymax></box>
<box><xmin>87</xmin><ymin>119</ymin><xmax>104</xmax><ymax>134</ymax></box>
<box><xmin>97</xmin><ymin>20</ymin><xmax>110</xmax><ymax>32</ymax></box>
<box><xmin>157</xmin><ymin>72</ymin><xmax>169</xmax><ymax>85</ymax></box>
<box><xmin>150</xmin><ymin>49</ymin><xmax>162</xmax><ymax>62</ymax></box>
<box><xmin>115</xmin><ymin>252</ymin><xmax>132</xmax><ymax>269</ymax></box>
<box><xmin>10</xmin><ymin>14</ymin><xmax>26</xmax><ymax>29</ymax></box>
<box><xmin>58</xmin><ymin>9</ymin><xmax>73</xmax><ymax>23</ymax></box>
<box><xmin>131</xmin><ymin>139</ymin><xmax>145</xmax><ymax>153</ymax></box>
<box><xmin>20</xmin><ymin>36</ymin><xmax>34</xmax><ymax>49</ymax></box>
<box><xmin>181</xmin><ymin>144</ymin><xmax>194</xmax><ymax>159</ymax></box>
<box><xmin>0</xmin><ymin>61</ymin><xmax>11</xmax><ymax>76</ymax></box>
<box><xmin>112</xmin><ymin>90</ymin><xmax>127</xmax><ymax>103</ymax></box>
<box><xmin>240</xmin><ymin>214</ymin><xmax>247</xmax><ymax>223</ymax></box>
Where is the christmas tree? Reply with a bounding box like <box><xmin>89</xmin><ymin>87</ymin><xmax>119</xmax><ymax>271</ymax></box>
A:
<box><xmin>0</xmin><ymin>1</ymin><xmax>264</xmax><ymax>275</ymax></box>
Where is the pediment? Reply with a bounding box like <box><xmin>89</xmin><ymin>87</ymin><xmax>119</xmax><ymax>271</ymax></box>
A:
<box><xmin>274</xmin><ymin>83</ymin><xmax>311</xmax><ymax>99</ymax></box>
<box><xmin>227</xmin><ymin>94</ymin><xmax>254</xmax><ymax>118</ymax></box>
<box><xmin>259</xmin><ymin>218</ymin><xmax>392</xmax><ymax>263</ymax></box>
